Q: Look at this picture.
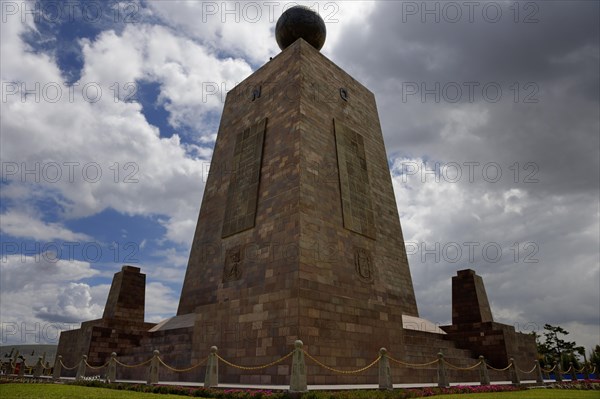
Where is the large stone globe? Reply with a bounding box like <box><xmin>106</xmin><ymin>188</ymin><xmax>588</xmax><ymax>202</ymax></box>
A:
<box><xmin>275</xmin><ymin>6</ymin><xmax>326</xmax><ymax>51</ymax></box>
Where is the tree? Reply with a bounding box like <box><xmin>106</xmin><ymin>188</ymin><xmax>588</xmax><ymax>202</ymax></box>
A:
<box><xmin>536</xmin><ymin>324</ymin><xmax>581</xmax><ymax>370</ymax></box>
<box><xmin>590</xmin><ymin>345</ymin><xmax>600</xmax><ymax>373</ymax></box>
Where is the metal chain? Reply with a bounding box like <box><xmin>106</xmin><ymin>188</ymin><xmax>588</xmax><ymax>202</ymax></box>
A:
<box><xmin>486</xmin><ymin>363</ymin><xmax>512</xmax><ymax>372</ymax></box>
<box><xmin>387</xmin><ymin>355</ymin><xmax>439</xmax><ymax>368</ymax></box>
<box><xmin>541</xmin><ymin>364</ymin><xmax>556</xmax><ymax>373</ymax></box>
<box><xmin>158</xmin><ymin>356</ymin><xmax>208</xmax><ymax>372</ymax></box>
<box><xmin>114</xmin><ymin>358</ymin><xmax>153</xmax><ymax>368</ymax></box>
<box><xmin>84</xmin><ymin>360</ymin><xmax>109</xmax><ymax>370</ymax></box>
<box><xmin>59</xmin><ymin>360</ymin><xmax>79</xmax><ymax>371</ymax></box>
<box><xmin>216</xmin><ymin>351</ymin><xmax>294</xmax><ymax>371</ymax></box>
<box><xmin>303</xmin><ymin>351</ymin><xmax>380</xmax><ymax>374</ymax></box>
<box><xmin>517</xmin><ymin>364</ymin><xmax>538</xmax><ymax>374</ymax></box>
<box><xmin>444</xmin><ymin>359</ymin><xmax>483</xmax><ymax>371</ymax></box>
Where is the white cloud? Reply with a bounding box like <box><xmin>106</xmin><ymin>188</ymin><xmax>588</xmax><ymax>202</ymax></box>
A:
<box><xmin>145</xmin><ymin>282</ymin><xmax>179</xmax><ymax>323</ymax></box>
<box><xmin>0</xmin><ymin>210</ymin><xmax>90</xmax><ymax>241</ymax></box>
<box><xmin>1</xmin><ymin>15</ymin><xmax>255</xmax><ymax>246</ymax></box>
<box><xmin>391</xmin><ymin>156</ymin><xmax>600</xmax><ymax>352</ymax></box>
<box><xmin>0</xmin><ymin>255</ymin><xmax>98</xmax><ymax>294</ymax></box>
<box><xmin>34</xmin><ymin>283</ymin><xmax>105</xmax><ymax>323</ymax></box>
<box><xmin>0</xmin><ymin>255</ymin><xmax>102</xmax><ymax>344</ymax></box>
<box><xmin>1</xmin><ymin>1</ymin><xmax>598</xmax><ymax>357</ymax></box>
<box><xmin>146</xmin><ymin>1</ymin><xmax>375</xmax><ymax>64</ymax></box>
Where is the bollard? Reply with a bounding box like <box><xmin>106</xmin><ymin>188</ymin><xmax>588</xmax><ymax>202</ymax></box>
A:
<box><xmin>290</xmin><ymin>340</ymin><xmax>307</xmax><ymax>392</ymax></box>
<box><xmin>147</xmin><ymin>350</ymin><xmax>160</xmax><ymax>385</ymax></box>
<box><xmin>535</xmin><ymin>360</ymin><xmax>544</xmax><ymax>385</ymax></box>
<box><xmin>509</xmin><ymin>358</ymin><xmax>520</xmax><ymax>386</ymax></box>
<box><xmin>33</xmin><ymin>356</ymin><xmax>43</xmax><ymax>378</ymax></box>
<box><xmin>76</xmin><ymin>355</ymin><xmax>87</xmax><ymax>381</ymax></box>
<box><xmin>204</xmin><ymin>346</ymin><xmax>219</xmax><ymax>388</ymax></box>
<box><xmin>478</xmin><ymin>356</ymin><xmax>490</xmax><ymax>386</ymax></box>
<box><xmin>9</xmin><ymin>358</ymin><xmax>15</xmax><ymax>375</ymax></box>
<box><xmin>18</xmin><ymin>358</ymin><xmax>25</xmax><ymax>377</ymax></box>
<box><xmin>378</xmin><ymin>348</ymin><xmax>392</xmax><ymax>390</ymax></box>
<box><xmin>107</xmin><ymin>353</ymin><xmax>117</xmax><ymax>383</ymax></box>
<box><xmin>554</xmin><ymin>361</ymin><xmax>563</xmax><ymax>382</ymax></box>
<box><xmin>583</xmin><ymin>364</ymin><xmax>590</xmax><ymax>380</ymax></box>
<box><xmin>569</xmin><ymin>362</ymin><xmax>578</xmax><ymax>381</ymax></box>
<box><xmin>53</xmin><ymin>356</ymin><xmax>62</xmax><ymax>381</ymax></box>
<box><xmin>437</xmin><ymin>352</ymin><xmax>449</xmax><ymax>388</ymax></box>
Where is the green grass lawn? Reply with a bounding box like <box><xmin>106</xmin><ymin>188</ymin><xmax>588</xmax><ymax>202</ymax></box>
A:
<box><xmin>418</xmin><ymin>390</ymin><xmax>599</xmax><ymax>399</ymax></box>
<box><xmin>1</xmin><ymin>384</ymin><xmax>598</xmax><ymax>399</ymax></box>
<box><xmin>0</xmin><ymin>383</ymin><xmax>204</xmax><ymax>399</ymax></box>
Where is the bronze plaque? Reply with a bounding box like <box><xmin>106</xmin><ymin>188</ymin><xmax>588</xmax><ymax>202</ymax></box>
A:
<box><xmin>334</xmin><ymin>121</ymin><xmax>376</xmax><ymax>239</ymax></box>
<box><xmin>222</xmin><ymin>118</ymin><xmax>267</xmax><ymax>238</ymax></box>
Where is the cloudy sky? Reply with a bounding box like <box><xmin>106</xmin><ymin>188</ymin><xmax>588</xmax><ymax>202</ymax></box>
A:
<box><xmin>1</xmin><ymin>1</ymin><xmax>598</xmax><ymax>355</ymax></box>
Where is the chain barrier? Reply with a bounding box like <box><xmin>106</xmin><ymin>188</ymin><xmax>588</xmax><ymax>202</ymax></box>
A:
<box><xmin>516</xmin><ymin>364</ymin><xmax>537</xmax><ymax>374</ymax></box>
<box><xmin>387</xmin><ymin>355</ymin><xmax>439</xmax><ymax>368</ymax></box>
<box><xmin>541</xmin><ymin>364</ymin><xmax>556</xmax><ymax>373</ymax></box>
<box><xmin>216</xmin><ymin>351</ymin><xmax>294</xmax><ymax>371</ymax></box>
<box><xmin>485</xmin><ymin>362</ymin><xmax>512</xmax><ymax>372</ymax></box>
<box><xmin>444</xmin><ymin>359</ymin><xmax>483</xmax><ymax>371</ymax></box>
<box><xmin>304</xmin><ymin>351</ymin><xmax>381</xmax><ymax>374</ymax></box>
<box><xmin>43</xmin><ymin>348</ymin><xmax>583</xmax><ymax>384</ymax></box>
<box><xmin>59</xmin><ymin>360</ymin><xmax>79</xmax><ymax>371</ymax></box>
<box><xmin>158</xmin><ymin>356</ymin><xmax>208</xmax><ymax>373</ymax></box>
<box><xmin>19</xmin><ymin>361</ymin><xmax>33</xmax><ymax>370</ymax></box>
<box><xmin>114</xmin><ymin>358</ymin><xmax>153</xmax><ymax>369</ymax></box>
<box><xmin>84</xmin><ymin>360</ymin><xmax>109</xmax><ymax>370</ymax></box>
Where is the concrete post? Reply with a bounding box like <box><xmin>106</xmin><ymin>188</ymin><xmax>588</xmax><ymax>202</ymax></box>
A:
<box><xmin>535</xmin><ymin>360</ymin><xmax>544</xmax><ymax>385</ymax></box>
<box><xmin>147</xmin><ymin>350</ymin><xmax>160</xmax><ymax>385</ymax></box>
<box><xmin>554</xmin><ymin>361</ymin><xmax>563</xmax><ymax>382</ymax></box>
<box><xmin>437</xmin><ymin>352</ymin><xmax>449</xmax><ymax>388</ymax></box>
<box><xmin>33</xmin><ymin>356</ymin><xmax>43</xmax><ymax>378</ymax></box>
<box><xmin>107</xmin><ymin>352</ymin><xmax>117</xmax><ymax>383</ymax></box>
<box><xmin>204</xmin><ymin>346</ymin><xmax>218</xmax><ymax>388</ymax></box>
<box><xmin>53</xmin><ymin>356</ymin><xmax>62</xmax><ymax>380</ymax></box>
<box><xmin>509</xmin><ymin>358</ymin><xmax>520</xmax><ymax>386</ymax></box>
<box><xmin>478</xmin><ymin>356</ymin><xmax>490</xmax><ymax>386</ymax></box>
<box><xmin>378</xmin><ymin>348</ymin><xmax>392</xmax><ymax>390</ymax></box>
<box><xmin>18</xmin><ymin>358</ymin><xmax>25</xmax><ymax>376</ymax></box>
<box><xmin>569</xmin><ymin>362</ymin><xmax>577</xmax><ymax>381</ymax></box>
<box><xmin>76</xmin><ymin>355</ymin><xmax>87</xmax><ymax>381</ymax></box>
<box><xmin>583</xmin><ymin>363</ymin><xmax>590</xmax><ymax>380</ymax></box>
<box><xmin>9</xmin><ymin>358</ymin><xmax>15</xmax><ymax>375</ymax></box>
<box><xmin>290</xmin><ymin>340</ymin><xmax>307</xmax><ymax>393</ymax></box>
<box><xmin>12</xmin><ymin>350</ymin><xmax>20</xmax><ymax>374</ymax></box>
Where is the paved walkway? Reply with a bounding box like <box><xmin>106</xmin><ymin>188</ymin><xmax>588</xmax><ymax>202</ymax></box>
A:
<box><xmin>7</xmin><ymin>375</ymin><xmax>574</xmax><ymax>391</ymax></box>
<box><xmin>58</xmin><ymin>377</ymin><xmax>549</xmax><ymax>390</ymax></box>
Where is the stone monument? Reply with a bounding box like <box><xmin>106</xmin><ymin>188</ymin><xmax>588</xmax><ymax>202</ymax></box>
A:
<box><xmin>57</xmin><ymin>6</ymin><xmax>537</xmax><ymax>385</ymax></box>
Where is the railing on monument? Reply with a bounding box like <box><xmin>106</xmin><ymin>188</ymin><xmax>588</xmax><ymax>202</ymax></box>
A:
<box><xmin>2</xmin><ymin>342</ymin><xmax>596</xmax><ymax>391</ymax></box>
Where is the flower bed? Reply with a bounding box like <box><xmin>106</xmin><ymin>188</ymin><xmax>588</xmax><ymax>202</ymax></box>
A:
<box><xmin>66</xmin><ymin>381</ymin><xmax>525</xmax><ymax>398</ymax></box>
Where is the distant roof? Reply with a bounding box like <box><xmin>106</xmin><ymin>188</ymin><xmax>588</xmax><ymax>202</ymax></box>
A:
<box><xmin>0</xmin><ymin>344</ymin><xmax>57</xmax><ymax>364</ymax></box>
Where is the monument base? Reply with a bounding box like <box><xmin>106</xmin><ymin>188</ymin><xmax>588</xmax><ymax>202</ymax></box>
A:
<box><xmin>57</xmin><ymin>268</ymin><xmax>538</xmax><ymax>384</ymax></box>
